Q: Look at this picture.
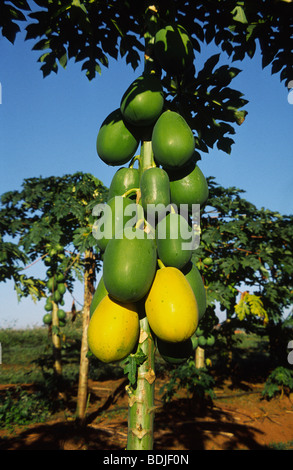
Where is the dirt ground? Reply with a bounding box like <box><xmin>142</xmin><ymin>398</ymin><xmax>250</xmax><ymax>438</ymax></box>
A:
<box><xmin>0</xmin><ymin>376</ymin><xmax>292</xmax><ymax>451</ymax></box>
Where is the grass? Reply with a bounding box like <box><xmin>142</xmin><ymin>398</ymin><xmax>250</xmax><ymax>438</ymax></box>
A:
<box><xmin>0</xmin><ymin>319</ymin><xmax>82</xmax><ymax>384</ymax></box>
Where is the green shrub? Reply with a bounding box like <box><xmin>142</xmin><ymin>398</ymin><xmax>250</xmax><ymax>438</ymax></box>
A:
<box><xmin>0</xmin><ymin>387</ymin><xmax>56</xmax><ymax>428</ymax></box>
<box><xmin>159</xmin><ymin>358</ymin><xmax>215</xmax><ymax>404</ymax></box>
<box><xmin>262</xmin><ymin>366</ymin><xmax>293</xmax><ymax>399</ymax></box>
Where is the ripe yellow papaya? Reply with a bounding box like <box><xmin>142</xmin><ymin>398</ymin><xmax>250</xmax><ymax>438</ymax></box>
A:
<box><xmin>88</xmin><ymin>295</ymin><xmax>139</xmax><ymax>363</ymax></box>
<box><xmin>145</xmin><ymin>266</ymin><xmax>198</xmax><ymax>342</ymax></box>
<box><xmin>96</xmin><ymin>108</ymin><xmax>139</xmax><ymax>166</ymax></box>
<box><xmin>120</xmin><ymin>74</ymin><xmax>164</xmax><ymax>127</ymax></box>
<box><xmin>152</xmin><ymin>111</ymin><xmax>195</xmax><ymax>169</ymax></box>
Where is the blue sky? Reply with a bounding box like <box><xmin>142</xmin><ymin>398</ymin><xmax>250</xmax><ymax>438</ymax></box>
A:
<box><xmin>0</xmin><ymin>29</ymin><xmax>292</xmax><ymax>328</ymax></box>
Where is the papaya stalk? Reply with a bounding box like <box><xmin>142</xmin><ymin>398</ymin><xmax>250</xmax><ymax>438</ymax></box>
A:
<box><xmin>126</xmin><ymin>4</ymin><xmax>159</xmax><ymax>450</ymax></box>
<box><xmin>126</xmin><ymin>140</ymin><xmax>156</xmax><ymax>451</ymax></box>
<box><xmin>51</xmin><ymin>299</ymin><xmax>63</xmax><ymax>391</ymax></box>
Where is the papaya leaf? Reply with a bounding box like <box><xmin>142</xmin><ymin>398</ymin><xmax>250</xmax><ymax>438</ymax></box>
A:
<box><xmin>121</xmin><ymin>346</ymin><xmax>147</xmax><ymax>387</ymax></box>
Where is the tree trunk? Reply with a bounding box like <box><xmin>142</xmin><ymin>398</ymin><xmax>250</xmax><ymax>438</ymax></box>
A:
<box><xmin>76</xmin><ymin>249</ymin><xmax>96</xmax><ymax>423</ymax></box>
<box><xmin>195</xmin><ymin>346</ymin><xmax>205</xmax><ymax>369</ymax></box>
<box><xmin>126</xmin><ymin>140</ymin><xmax>156</xmax><ymax>450</ymax></box>
<box><xmin>52</xmin><ymin>300</ymin><xmax>62</xmax><ymax>378</ymax></box>
<box><xmin>127</xmin><ymin>315</ymin><xmax>156</xmax><ymax>450</ymax></box>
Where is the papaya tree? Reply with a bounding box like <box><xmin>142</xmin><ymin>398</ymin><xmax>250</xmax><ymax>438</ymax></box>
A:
<box><xmin>0</xmin><ymin>172</ymin><xmax>107</xmax><ymax>413</ymax></box>
<box><xmin>2</xmin><ymin>0</ymin><xmax>293</xmax><ymax>452</ymax></box>
<box><xmin>191</xmin><ymin>178</ymin><xmax>293</xmax><ymax>369</ymax></box>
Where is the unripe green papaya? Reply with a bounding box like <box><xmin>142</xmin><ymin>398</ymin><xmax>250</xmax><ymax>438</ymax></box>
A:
<box><xmin>191</xmin><ymin>333</ymin><xmax>198</xmax><ymax>349</ymax></box>
<box><xmin>57</xmin><ymin>309</ymin><xmax>66</xmax><ymax>320</ymax></box>
<box><xmin>93</xmin><ymin>196</ymin><xmax>138</xmax><ymax>252</ymax></box>
<box><xmin>156</xmin><ymin>213</ymin><xmax>193</xmax><ymax>269</ymax></box>
<box><xmin>107</xmin><ymin>167</ymin><xmax>139</xmax><ymax>201</ymax></box>
<box><xmin>55</xmin><ymin>272</ymin><xmax>65</xmax><ymax>282</ymax></box>
<box><xmin>103</xmin><ymin>226</ymin><xmax>157</xmax><ymax>303</ymax></box>
<box><xmin>167</xmin><ymin>161</ymin><xmax>209</xmax><ymax>211</ymax></box>
<box><xmin>152</xmin><ymin>111</ymin><xmax>195</xmax><ymax>168</ymax></box>
<box><xmin>90</xmin><ymin>276</ymin><xmax>108</xmax><ymax>318</ymax></box>
<box><xmin>120</xmin><ymin>74</ymin><xmax>164</xmax><ymax>127</ymax></box>
<box><xmin>182</xmin><ymin>262</ymin><xmax>207</xmax><ymax>321</ymax></box>
<box><xmin>47</xmin><ymin>277</ymin><xmax>57</xmax><ymax>293</ymax></box>
<box><xmin>140</xmin><ymin>167</ymin><xmax>170</xmax><ymax>223</ymax></box>
<box><xmin>198</xmin><ymin>335</ymin><xmax>206</xmax><ymax>347</ymax></box>
<box><xmin>157</xmin><ymin>337</ymin><xmax>193</xmax><ymax>365</ymax></box>
<box><xmin>57</xmin><ymin>283</ymin><xmax>66</xmax><ymax>295</ymax></box>
<box><xmin>43</xmin><ymin>313</ymin><xmax>52</xmax><ymax>325</ymax></box>
<box><xmin>154</xmin><ymin>25</ymin><xmax>194</xmax><ymax>75</ymax></box>
<box><xmin>44</xmin><ymin>299</ymin><xmax>53</xmax><ymax>312</ymax></box>
<box><xmin>52</xmin><ymin>290</ymin><xmax>62</xmax><ymax>303</ymax></box>
<box><xmin>206</xmin><ymin>334</ymin><xmax>215</xmax><ymax>347</ymax></box>
<box><xmin>96</xmin><ymin>109</ymin><xmax>139</xmax><ymax>166</ymax></box>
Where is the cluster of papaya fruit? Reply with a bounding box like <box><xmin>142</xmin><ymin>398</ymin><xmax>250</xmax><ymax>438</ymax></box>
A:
<box><xmin>88</xmin><ymin>24</ymin><xmax>210</xmax><ymax>365</ymax></box>
<box><xmin>42</xmin><ymin>244</ymin><xmax>67</xmax><ymax>327</ymax></box>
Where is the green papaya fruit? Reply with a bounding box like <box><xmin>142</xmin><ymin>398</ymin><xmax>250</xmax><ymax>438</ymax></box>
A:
<box><xmin>182</xmin><ymin>262</ymin><xmax>207</xmax><ymax>321</ymax></box>
<box><xmin>57</xmin><ymin>309</ymin><xmax>66</xmax><ymax>320</ymax></box>
<box><xmin>96</xmin><ymin>108</ymin><xmax>139</xmax><ymax>166</ymax></box>
<box><xmin>47</xmin><ymin>277</ymin><xmax>57</xmax><ymax>293</ymax></box>
<box><xmin>52</xmin><ymin>290</ymin><xmax>62</xmax><ymax>303</ymax></box>
<box><xmin>154</xmin><ymin>24</ymin><xmax>194</xmax><ymax>75</ymax></box>
<box><xmin>90</xmin><ymin>276</ymin><xmax>108</xmax><ymax>318</ymax></box>
<box><xmin>157</xmin><ymin>337</ymin><xmax>193</xmax><ymax>365</ymax></box>
<box><xmin>195</xmin><ymin>326</ymin><xmax>204</xmax><ymax>337</ymax></box>
<box><xmin>57</xmin><ymin>283</ymin><xmax>66</xmax><ymax>295</ymax></box>
<box><xmin>44</xmin><ymin>299</ymin><xmax>53</xmax><ymax>312</ymax></box>
<box><xmin>93</xmin><ymin>196</ymin><xmax>138</xmax><ymax>252</ymax></box>
<box><xmin>198</xmin><ymin>335</ymin><xmax>206</xmax><ymax>347</ymax></box>
<box><xmin>55</xmin><ymin>272</ymin><xmax>65</xmax><ymax>282</ymax></box>
<box><xmin>156</xmin><ymin>212</ymin><xmax>193</xmax><ymax>269</ymax></box>
<box><xmin>107</xmin><ymin>167</ymin><xmax>140</xmax><ymax>201</ymax></box>
<box><xmin>191</xmin><ymin>333</ymin><xmax>198</xmax><ymax>349</ymax></box>
<box><xmin>167</xmin><ymin>161</ymin><xmax>209</xmax><ymax>211</ymax></box>
<box><xmin>120</xmin><ymin>74</ymin><xmax>164</xmax><ymax>127</ymax></box>
<box><xmin>152</xmin><ymin>111</ymin><xmax>195</xmax><ymax>169</ymax></box>
<box><xmin>206</xmin><ymin>334</ymin><xmax>215</xmax><ymax>347</ymax></box>
<box><xmin>103</xmin><ymin>226</ymin><xmax>157</xmax><ymax>303</ymax></box>
<box><xmin>43</xmin><ymin>313</ymin><xmax>52</xmax><ymax>325</ymax></box>
<box><xmin>140</xmin><ymin>167</ymin><xmax>170</xmax><ymax>223</ymax></box>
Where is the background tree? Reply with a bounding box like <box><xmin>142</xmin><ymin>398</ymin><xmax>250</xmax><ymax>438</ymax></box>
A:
<box><xmin>0</xmin><ymin>172</ymin><xmax>107</xmax><ymax>415</ymax></box>
<box><xmin>193</xmin><ymin>178</ymin><xmax>293</xmax><ymax>368</ymax></box>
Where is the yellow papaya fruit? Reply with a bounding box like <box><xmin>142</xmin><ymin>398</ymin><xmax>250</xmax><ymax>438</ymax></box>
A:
<box><xmin>88</xmin><ymin>295</ymin><xmax>139</xmax><ymax>363</ymax></box>
<box><xmin>145</xmin><ymin>267</ymin><xmax>198</xmax><ymax>342</ymax></box>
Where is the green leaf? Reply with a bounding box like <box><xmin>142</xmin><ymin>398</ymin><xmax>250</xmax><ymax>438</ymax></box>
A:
<box><xmin>231</xmin><ymin>5</ymin><xmax>248</xmax><ymax>24</ymax></box>
<box><xmin>121</xmin><ymin>346</ymin><xmax>147</xmax><ymax>387</ymax></box>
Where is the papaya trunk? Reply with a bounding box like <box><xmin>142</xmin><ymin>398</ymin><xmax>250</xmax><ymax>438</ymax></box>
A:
<box><xmin>126</xmin><ymin>140</ymin><xmax>156</xmax><ymax>451</ymax></box>
<box><xmin>195</xmin><ymin>346</ymin><xmax>205</xmax><ymax>369</ymax></box>
<box><xmin>127</xmin><ymin>315</ymin><xmax>155</xmax><ymax>450</ymax></box>
<box><xmin>51</xmin><ymin>300</ymin><xmax>62</xmax><ymax>378</ymax></box>
<box><xmin>77</xmin><ymin>249</ymin><xmax>95</xmax><ymax>423</ymax></box>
